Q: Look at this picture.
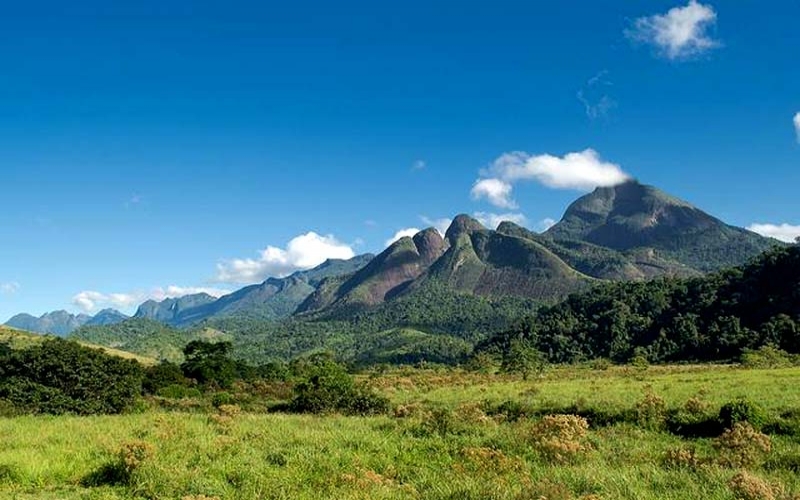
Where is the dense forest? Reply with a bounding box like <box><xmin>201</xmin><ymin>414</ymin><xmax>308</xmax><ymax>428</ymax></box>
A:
<box><xmin>481</xmin><ymin>245</ymin><xmax>800</xmax><ymax>364</ymax></box>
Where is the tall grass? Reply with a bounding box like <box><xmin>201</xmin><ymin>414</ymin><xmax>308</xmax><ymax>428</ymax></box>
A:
<box><xmin>0</xmin><ymin>365</ymin><xmax>798</xmax><ymax>499</ymax></box>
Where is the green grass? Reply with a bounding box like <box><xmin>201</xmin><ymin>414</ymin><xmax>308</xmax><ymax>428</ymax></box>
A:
<box><xmin>0</xmin><ymin>365</ymin><xmax>799</xmax><ymax>499</ymax></box>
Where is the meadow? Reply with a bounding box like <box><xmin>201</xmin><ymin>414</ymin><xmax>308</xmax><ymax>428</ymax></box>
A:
<box><xmin>0</xmin><ymin>364</ymin><xmax>799</xmax><ymax>500</ymax></box>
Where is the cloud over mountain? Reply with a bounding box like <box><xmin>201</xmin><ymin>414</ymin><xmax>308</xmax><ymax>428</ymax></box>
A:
<box><xmin>72</xmin><ymin>286</ymin><xmax>231</xmax><ymax>313</ymax></box>
<box><xmin>215</xmin><ymin>232</ymin><xmax>356</xmax><ymax>284</ymax></box>
<box><xmin>472</xmin><ymin>149</ymin><xmax>629</xmax><ymax>209</ymax></box>
<box><xmin>747</xmin><ymin>223</ymin><xmax>800</xmax><ymax>243</ymax></box>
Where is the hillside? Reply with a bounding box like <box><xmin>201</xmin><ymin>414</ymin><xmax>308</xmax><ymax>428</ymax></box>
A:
<box><xmin>70</xmin><ymin>318</ymin><xmax>229</xmax><ymax>363</ymax></box>
<box><xmin>480</xmin><ymin>244</ymin><xmax>800</xmax><ymax>363</ymax></box>
<box><xmin>0</xmin><ymin>325</ymin><xmax>156</xmax><ymax>365</ymax></box>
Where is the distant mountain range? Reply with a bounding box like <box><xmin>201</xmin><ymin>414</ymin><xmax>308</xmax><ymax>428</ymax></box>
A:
<box><xmin>6</xmin><ymin>180</ymin><xmax>782</xmax><ymax>339</ymax></box>
<box><xmin>4</xmin><ymin>308</ymin><xmax>130</xmax><ymax>336</ymax></box>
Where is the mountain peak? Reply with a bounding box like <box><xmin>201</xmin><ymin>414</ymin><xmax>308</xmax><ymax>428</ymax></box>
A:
<box><xmin>547</xmin><ymin>180</ymin><xmax>777</xmax><ymax>271</ymax></box>
<box><xmin>445</xmin><ymin>214</ymin><xmax>485</xmax><ymax>243</ymax></box>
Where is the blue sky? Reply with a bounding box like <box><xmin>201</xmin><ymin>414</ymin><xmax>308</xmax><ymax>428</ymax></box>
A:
<box><xmin>1</xmin><ymin>0</ymin><xmax>798</xmax><ymax>320</ymax></box>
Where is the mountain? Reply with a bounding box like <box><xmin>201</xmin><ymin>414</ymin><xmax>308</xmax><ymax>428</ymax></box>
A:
<box><xmin>421</xmin><ymin>214</ymin><xmax>590</xmax><ymax>298</ymax></box>
<box><xmin>300</xmin><ymin>229</ymin><xmax>447</xmax><ymax>313</ymax></box>
<box><xmin>134</xmin><ymin>293</ymin><xmax>217</xmax><ymax>324</ymax></box>
<box><xmin>545</xmin><ymin>180</ymin><xmax>777</xmax><ymax>272</ymax></box>
<box><xmin>24</xmin><ymin>181</ymin><xmax>785</xmax><ymax>365</ymax></box>
<box><xmin>5</xmin><ymin>310</ymin><xmax>92</xmax><ymax>336</ymax></box>
<box><xmin>84</xmin><ymin>308</ymin><xmax>129</xmax><ymax>326</ymax></box>
<box><xmin>300</xmin><ymin>216</ymin><xmax>591</xmax><ymax>314</ymax></box>
<box><xmin>133</xmin><ymin>254</ymin><xmax>375</xmax><ymax>327</ymax></box>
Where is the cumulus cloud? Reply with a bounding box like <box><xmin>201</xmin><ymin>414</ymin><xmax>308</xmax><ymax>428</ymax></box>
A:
<box><xmin>215</xmin><ymin>232</ymin><xmax>356</xmax><ymax>284</ymax></box>
<box><xmin>627</xmin><ymin>1</ymin><xmax>720</xmax><ymax>60</ymax></box>
<box><xmin>747</xmin><ymin>223</ymin><xmax>800</xmax><ymax>243</ymax></box>
<box><xmin>473</xmin><ymin>212</ymin><xmax>528</xmax><ymax>229</ymax></box>
<box><xmin>470</xmin><ymin>178</ymin><xmax>517</xmax><ymax>209</ymax></box>
<box><xmin>0</xmin><ymin>282</ymin><xmax>20</xmax><ymax>295</ymax></box>
<box><xmin>471</xmin><ymin>149</ymin><xmax>629</xmax><ymax>209</ymax></box>
<box><xmin>385</xmin><ymin>228</ymin><xmax>421</xmax><ymax>247</ymax></box>
<box><xmin>72</xmin><ymin>286</ymin><xmax>232</xmax><ymax>313</ymax></box>
<box><xmin>794</xmin><ymin>112</ymin><xmax>800</xmax><ymax>143</ymax></box>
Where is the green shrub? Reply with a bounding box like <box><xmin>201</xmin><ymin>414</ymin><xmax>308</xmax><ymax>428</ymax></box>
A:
<box><xmin>288</xmin><ymin>355</ymin><xmax>388</xmax><ymax>415</ymax></box>
<box><xmin>143</xmin><ymin>362</ymin><xmax>188</xmax><ymax>395</ymax></box>
<box><xmin>719</xmin><ymin>398</ymin><xmax>769</xmax><ymax>430</ymax></box>
<box><xmin>740</xmin><ymin>345</ymin><xmax>795</xmax><ymax>369</ymax></box>
<box><xmin>0</xmin><ymin>339</ymin><xmax>144</xmax><ymax>415</ymax></box>
<box><xmin>156</xmin><ymin>384</ymin><xmax>202</xmax><ymax>399</ymax></box>
<box><xmin>211</xmin><ymin>392</ymin><xmax>235</xmax><ymax>408</ymax></box>
<box><xmin>636</xmin><ymin>389</ymin><xmax>667</xmax><ymax>430</ymax></box>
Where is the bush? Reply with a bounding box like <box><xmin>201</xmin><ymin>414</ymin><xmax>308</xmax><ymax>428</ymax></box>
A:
<box><xmin>288</xmin><ymin>355</ymin><xmax>388</xmax><ymax>415</ymax></box>
<box><xmin>526</xmin><ymin>414</ymin><xmax>590</xmax><ymax>463</ymax></box>
<box><xmin>635</xmin><ymin>390</ymin><xmax>667</xmax><ymax>430</ymax></box>
<box><xmin>0</xmin><ymin>339</ymin><xmax>144</xmax><ymax>415</ymax></box>
<box><xmin>156</xmin><ymin>384</ymin><xmax>201</xmax><ymax>399</ymax></box>
<box><xmin>143</xmin><ymin>362</ymin><xmax>188</xmax><ymax>395</ymax></box>
<box><xmin>741</xmin><ymin>345</ymin><xmax>795</xmax><ymax>369</ymax></box>
<box><xmin>715</xmin><ymin>422</ymin><xmax>772</xmax><ymax>467</ymax></box>
<box><xmin>211</xmin><ymin>392</ymin><xmax>235</xmax><ymax>408</ymax></box>
<box><xmin>728</xmin><ymin>471</ymin><xmax>783</xmax><ymax>500</ymax></box>
<box><xmin>719</xmin><ymin>398</ymin><xmax>769</xmax><ymax>430</ymax></box>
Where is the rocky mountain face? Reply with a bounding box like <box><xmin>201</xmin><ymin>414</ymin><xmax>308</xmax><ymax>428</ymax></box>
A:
<box><xmin>545</xmin><ymin>180</ymin><xmax>775</xmax><ymax>272</ymax></box>
<box><xmin>6</xmin><ymin>310</ymin><xmax>93</xmax><ymax>336</ymax></box>
<box><xmin>298</xmin><ymin>181</ymin><xmax>781</xmax><ymax>316</ymax></box>
<box><xmin>133</xmin><ymin>254</ymin><xmax>375</xmax><ymax>326</ymax></box>
<box><xmin>84</xmin><ymin>308</ymin><xmax>130</xmax><ymax>326</ymax></box>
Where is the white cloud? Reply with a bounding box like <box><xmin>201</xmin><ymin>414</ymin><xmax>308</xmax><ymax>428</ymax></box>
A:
<box><xmin>385</xmin><ymin>228</ymin><xmax>420</xmax><ymax>248</ymax></box>
<box><xmin>411</xmin><ymin>160</ymin><xmax>426</xmax><ymax>171</ymax></box>
<box><xmin>473</xmin><ymin>212</ymin><xmax>528</xmax><ymax>229</ymax></box>
<box><xmin>72</xmin><ymin>286</ymin><xmax>232</xmax><ymax>313</ymax></box>
<box><xmin>420</xmin><ymin>216</ymin><xmax>452</xmax><ymax>237</ymax></box>
<box><xmin>535</xmin><ymin>218</ymin><xmax>558</xmax><ymax>232</ymax></box>
<box><xmin>470</xmin><ymin>178</ymin><xmax>517</xmax><ymax>209</ymax></box>
<box><xmin>0</xmin><ymin>282</ymin><xmax>20</xmax><ymax>295</ymax></box>
<box><xmin>747</xmin><ymin>223</ymin><xmax>800</xmax><ymax>243</ymax></box>
<box><xmin>627</xmin><ymin>1</ymin><xmax>720</xmax><ymax>60</ymax></box>
<box><xmin>472</xmin><ymin>149</ymin><xmax>629</xmax><ymax>208</ymax></box>
<box><xmin>794</xmin><ymin>112</ymin><xmax>800</xmax><ymax>143</ymax></box>
<box><xmin>215</xmin><ymin>232</ymin><xmax>356</xmax><ymax>284</ymax></box>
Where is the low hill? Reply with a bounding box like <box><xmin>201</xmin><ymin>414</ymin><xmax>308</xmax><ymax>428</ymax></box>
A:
<box><xmin>71</xmin><ymin>318</ymin><xmax>228</xmax><ymax>363</ymax></box>
<box><xmin>0</xmin><ymin>325</ymin><xmax>156</xmax><ymax>365</ymax></box>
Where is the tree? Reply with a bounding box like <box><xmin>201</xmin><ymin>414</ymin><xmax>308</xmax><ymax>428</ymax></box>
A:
<box><xmin>0</xmin><ymin>339</ymin><xmax>144</xmax><ymax>414</ymax></box>
<box><xmin>501</xmin><ymin>339</ymin><xmax>548</xmax><ymax>380</ymax></box>
<box><xmin>180</xmin><ymin>341</ymin><xmax>238</xmax><ymax>388</ymax></box>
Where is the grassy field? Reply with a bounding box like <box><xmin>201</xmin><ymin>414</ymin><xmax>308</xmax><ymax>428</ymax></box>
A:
<box><xmin>0</xmin><ymin>364</ymin><xmax>799</xmax><ymax>500</ymax></box>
